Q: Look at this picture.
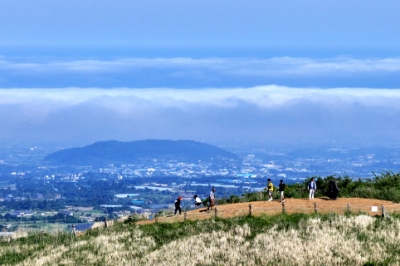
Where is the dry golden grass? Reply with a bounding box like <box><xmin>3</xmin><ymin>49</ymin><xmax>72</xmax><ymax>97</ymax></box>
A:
<box><xmin>2</xmin><ymin>214</ymin><xmax>399</xmax><ymax>266</ymax></box>
<box><xmin>3</xmin><ymin>198</ymin><xmax>400</xmax><ymax>265</ymax></box>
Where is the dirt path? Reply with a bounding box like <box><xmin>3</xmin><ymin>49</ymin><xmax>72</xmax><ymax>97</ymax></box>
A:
<box><xmin>137</xmin><ymin>197</ymin><xmax>399</xmax><ymax>225</ymax></box>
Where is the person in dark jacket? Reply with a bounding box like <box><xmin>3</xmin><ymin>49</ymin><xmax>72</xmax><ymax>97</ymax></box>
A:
<box><xmin>174</xmin><ymin>196</ymin><xmax>182</xmax><ymax>215</ymax></box>
<box><xmin>278</xmin><ymin>179</ymin><xmax>286</xmax><ymax>202</ymax></box>
<box><xmin>327</xmin><ymin>180</ymin><xmax>340</xmax><ymax>200</ymax></box>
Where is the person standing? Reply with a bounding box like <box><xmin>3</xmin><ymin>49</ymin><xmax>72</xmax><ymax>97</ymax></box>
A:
<box><xmin>174</xmin><ymin>196</ymin><xmax>182</xmax><ymax>215</ymax></box>
<box><xmin>267</xmin><ymin>179</ymin><xmax>274</xmax><ymax>201</ymax></box>
<box><xmin>328</xmin><ymin>180</ymin><xmax>340</xmax><ymax>200</ymax></box>
<box><xmin>207</xmin><ymin>187</ymin><xmax>216</xmax><ymax>211</ymax></box>
<box><xmin>278</xmin><ymin>179</ymin><xmax>286</xmax><ymax>202</ymax></box>
<box><xmin>308</xmin><ymin>178</ymin><xmax>317</xmax><ymax>200</ymax></box>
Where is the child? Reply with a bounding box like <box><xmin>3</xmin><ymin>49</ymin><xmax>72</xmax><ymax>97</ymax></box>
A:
<box><xmin>194</xmin><ymin>194</ymin><xmax>202</xmax><ymax>208</ymax></box>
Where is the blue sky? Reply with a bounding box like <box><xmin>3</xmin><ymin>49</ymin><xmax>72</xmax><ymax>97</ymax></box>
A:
<box><xmin>2</xmin><ymin>1</ymin><xmax>400</xmax><ymax>49</ymax></box>
<box><xmin>1</xmin><ymin>0</ymin><xmax>400</xmax><ymax>148</ymax></box>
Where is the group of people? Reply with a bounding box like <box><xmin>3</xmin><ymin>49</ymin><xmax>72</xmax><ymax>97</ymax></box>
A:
<box><xmin>174</xmin><ymin>178</ymin><xmax>338</xmax><ymax>214</ymax></box>
<box><xmin>174</xmin><ymin>187</ymin><xmax>216</xmax><ymax>215</ymax></box>
<box><xmin>266</xmin><ymin>179</ymin><xmax>286</xmax><ymax>202</ymax></box>
<box><xmin>267</xmin><ymin>178</ymin><xmax>316</xmax><ymax>201</ymax></box>
<box><xmin>267</xmin><ymin>177</ymin><xmax>339</xmax><ymax>201</ymax></box>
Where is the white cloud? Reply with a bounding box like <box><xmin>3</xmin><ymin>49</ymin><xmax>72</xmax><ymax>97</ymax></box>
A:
<box><xmin>1</xmin><ymin>57</ymin><xmax>400</xmax><ymax>76</ymax></box>
<box><xmin>1</xmin><ymin>86</ymin><xmax>400</xmax><ymax>108</ymax></box>
<box><xmin>1</xmin><ymin>86</ymin><xmax>400</xmax><ymax>145</ymax></box>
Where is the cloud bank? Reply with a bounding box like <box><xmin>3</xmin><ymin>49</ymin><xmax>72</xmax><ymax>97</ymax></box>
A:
<box><xmin>1</xmin><ymin>86</ymin><xmax>400</xmax><ymax>146</ymax></box>
<box><xmin>2</xmin><ymin>57</ymin><xmax>400</xmax><ymax>74</ymax></box>
<box><xmin>1</xmin><ymin>56</ymin><xmax>400</xmax><ymax>88</ymax></box>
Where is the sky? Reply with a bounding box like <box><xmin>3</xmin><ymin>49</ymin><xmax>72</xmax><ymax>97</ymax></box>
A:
<box><xmin>1</xmin><ymin>0</ymin><xmax>400</xmax><ymax>149</ymax></box>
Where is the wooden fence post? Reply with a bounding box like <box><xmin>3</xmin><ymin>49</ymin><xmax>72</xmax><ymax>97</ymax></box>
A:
<box><xmin>184</xmin><ymin>211</ymin><xmax>187</xmax><ymax>221</ymax></box>
<box><xmin>215</xmin><ymin>207</ymin><xmax>218</xmax><ymax>218</ymax></box>
<box><xmin>155</xmin><ymin>214</ymin><xmax>158</xmax><ymax>223</ymax></box>
<box><xmin>104</xmin><ymin>217</ymin><xmax>108</xmax><ymax>228</ymax></box>
<box><xmin>72</xmin><ymin>224</ymin><xmax>77</xmax><ymax>237</ymax></box>
<box><xmin>347</xmin><ymin>204</ymin><xmax>351</xmax><ymax>213</ymax></box>
<box><xmin>282</xmin><ymin>201</ymin><xmax>285</xmax><ymax>214</ymax></box>
<box><xmin>382</xmin><ymin>205</ymin><xmax>390</xmax><ymax>219</ymax></box>
<box><xmin>249</xmin><ymin>204</ymin><xmax>252</xmax><ymax>216</ymax></box>
<box><xmin>314</xmin><ymin>202</ymin><xmax>317</xmax><ymax>214</ymax></box>
<box><xmin>381</xmin><ymin>205</ymin><xmax>390</xmax><ymax>219</ymax></box>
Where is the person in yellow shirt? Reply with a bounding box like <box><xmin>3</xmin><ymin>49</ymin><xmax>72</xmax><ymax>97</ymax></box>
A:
<box><xmin>267</xmin><ymin>179</ymin><xmax>274</xmax><ymax>201</ymax></box>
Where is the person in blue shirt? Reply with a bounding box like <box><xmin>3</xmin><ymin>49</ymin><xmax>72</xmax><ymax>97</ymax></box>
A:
<box><xmin>308</xmin><ymin>178</ymin><xmax>317</xmax><ymax>200</ymax></box>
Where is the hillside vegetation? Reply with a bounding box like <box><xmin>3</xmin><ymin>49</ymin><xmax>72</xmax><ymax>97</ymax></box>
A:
<box><xmin>223</xmin><ymin>171</ymin><xmax>400</xmax><ymax>204</ymax></box>
<box><xmin>2</xmin><ymin>213</ymin><xmax>400</xmax><ymax>265</ymax></box>
<box><xmin>2</xmin><ymin>172</ymin><xmax>400</xmax><ymax>265</ymax></box>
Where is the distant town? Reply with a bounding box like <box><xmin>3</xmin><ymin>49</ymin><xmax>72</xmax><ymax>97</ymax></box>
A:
<box><xmin>1</xmin><ymin>141</ymin><xmax>400</xmax><ymax>233</ymax></box>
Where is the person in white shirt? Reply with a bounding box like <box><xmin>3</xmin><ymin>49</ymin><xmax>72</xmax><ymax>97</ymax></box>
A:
<box><xmin>194</xmin><ymin>194</ymin><xmax>202</xmax><ymax>208</ymax></box>
<box><xmin>308</xmin><ymin>178</ymin><xmax>317</xmax><ymax>200</ymax></box>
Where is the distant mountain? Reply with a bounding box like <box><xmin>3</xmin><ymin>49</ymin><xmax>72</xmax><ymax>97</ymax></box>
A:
<box><xmin>43</xmin><ymin>140</ymin><xmax>239</xmax><ymax>165</ymax></box>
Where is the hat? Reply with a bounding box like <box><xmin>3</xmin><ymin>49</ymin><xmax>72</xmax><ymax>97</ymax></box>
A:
<box><xmin>267</xmin><ymin>179</ymin><xmax>271</xmax><ymax>181</ymax></box>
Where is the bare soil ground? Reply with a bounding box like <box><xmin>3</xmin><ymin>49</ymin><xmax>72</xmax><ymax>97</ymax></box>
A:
<box><xmin>137</xmin><ymin>197</ymin><xmax>400</xmax><ymax>225</ymax></box>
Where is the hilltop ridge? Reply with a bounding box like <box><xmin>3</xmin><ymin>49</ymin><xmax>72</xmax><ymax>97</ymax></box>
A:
<box><xmin>2</xmin><ymin>197</ymin><xmax>400</xmax><ymax>265</ymax></box>
<box><xmin>44</xmin><ymin>139</ymin><xmax>239</xmax><ymax>165</ymax></box>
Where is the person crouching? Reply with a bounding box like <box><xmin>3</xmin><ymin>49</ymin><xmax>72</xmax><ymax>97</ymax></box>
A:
<box><xmin>194</xmin><ymin>194</ymin><xmax>202</xmax><ymax>208</ymax></box>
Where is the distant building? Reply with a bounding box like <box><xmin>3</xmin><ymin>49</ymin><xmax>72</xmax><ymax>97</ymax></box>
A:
<box><xmin>114</xmin><ymin>194</ymin><xmax>139</xmax><ymax>198</ymax></box>
<box><xmin>129</xmin><ymin>206</ymin><xmax>142</xmax><ymax>212</ymax></box>
<box><xmin>100</xmin><ymin>205</ymin><xmax>123</xmax><ymax>208</ymax></box>
<box><xmin>9</xmin><ymin>210</ymin><xmax>33</xmax><ymax>217</ymax></box>
<box><xmin>60</xmin><ymin>211</ymin><xmax>74</xmax><ymax>216</ymax></box>
<box><xmin>131</xmin><ymin>200</ymin><xmax>145</xmax><ymax>206</ymax></box>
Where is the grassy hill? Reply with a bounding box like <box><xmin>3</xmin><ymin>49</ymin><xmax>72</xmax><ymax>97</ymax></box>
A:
<box><xmin>2</xmin><ymin>212</ymin><xmax>400</xmax><ymax>265</ymax></box>
<box><xmin>3</xmin><ymin>172</ymin><xmax>400</xmax><ymax>265</ymax></box>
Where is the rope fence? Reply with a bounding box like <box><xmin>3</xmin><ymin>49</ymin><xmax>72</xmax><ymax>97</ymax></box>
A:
<box><xmin>147</xmin><ymin>201</ymin><xmax>400</xmax><ymax>225</ymax></box>
<box><xmin>64</xmin><ymin>200</ymin><xmax>400</xmax><ymax>237</ymax></box>
<box><xmin>4</xmin><ymin>201</ymin><xmax>397</xmax><ymax>242</ymax></box>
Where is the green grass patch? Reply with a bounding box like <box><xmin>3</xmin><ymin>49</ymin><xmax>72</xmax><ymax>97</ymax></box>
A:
<box><xmin>2</xmin><ymin>212</ymin><xmax>400</xmax><ymax>265</ymax></box>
